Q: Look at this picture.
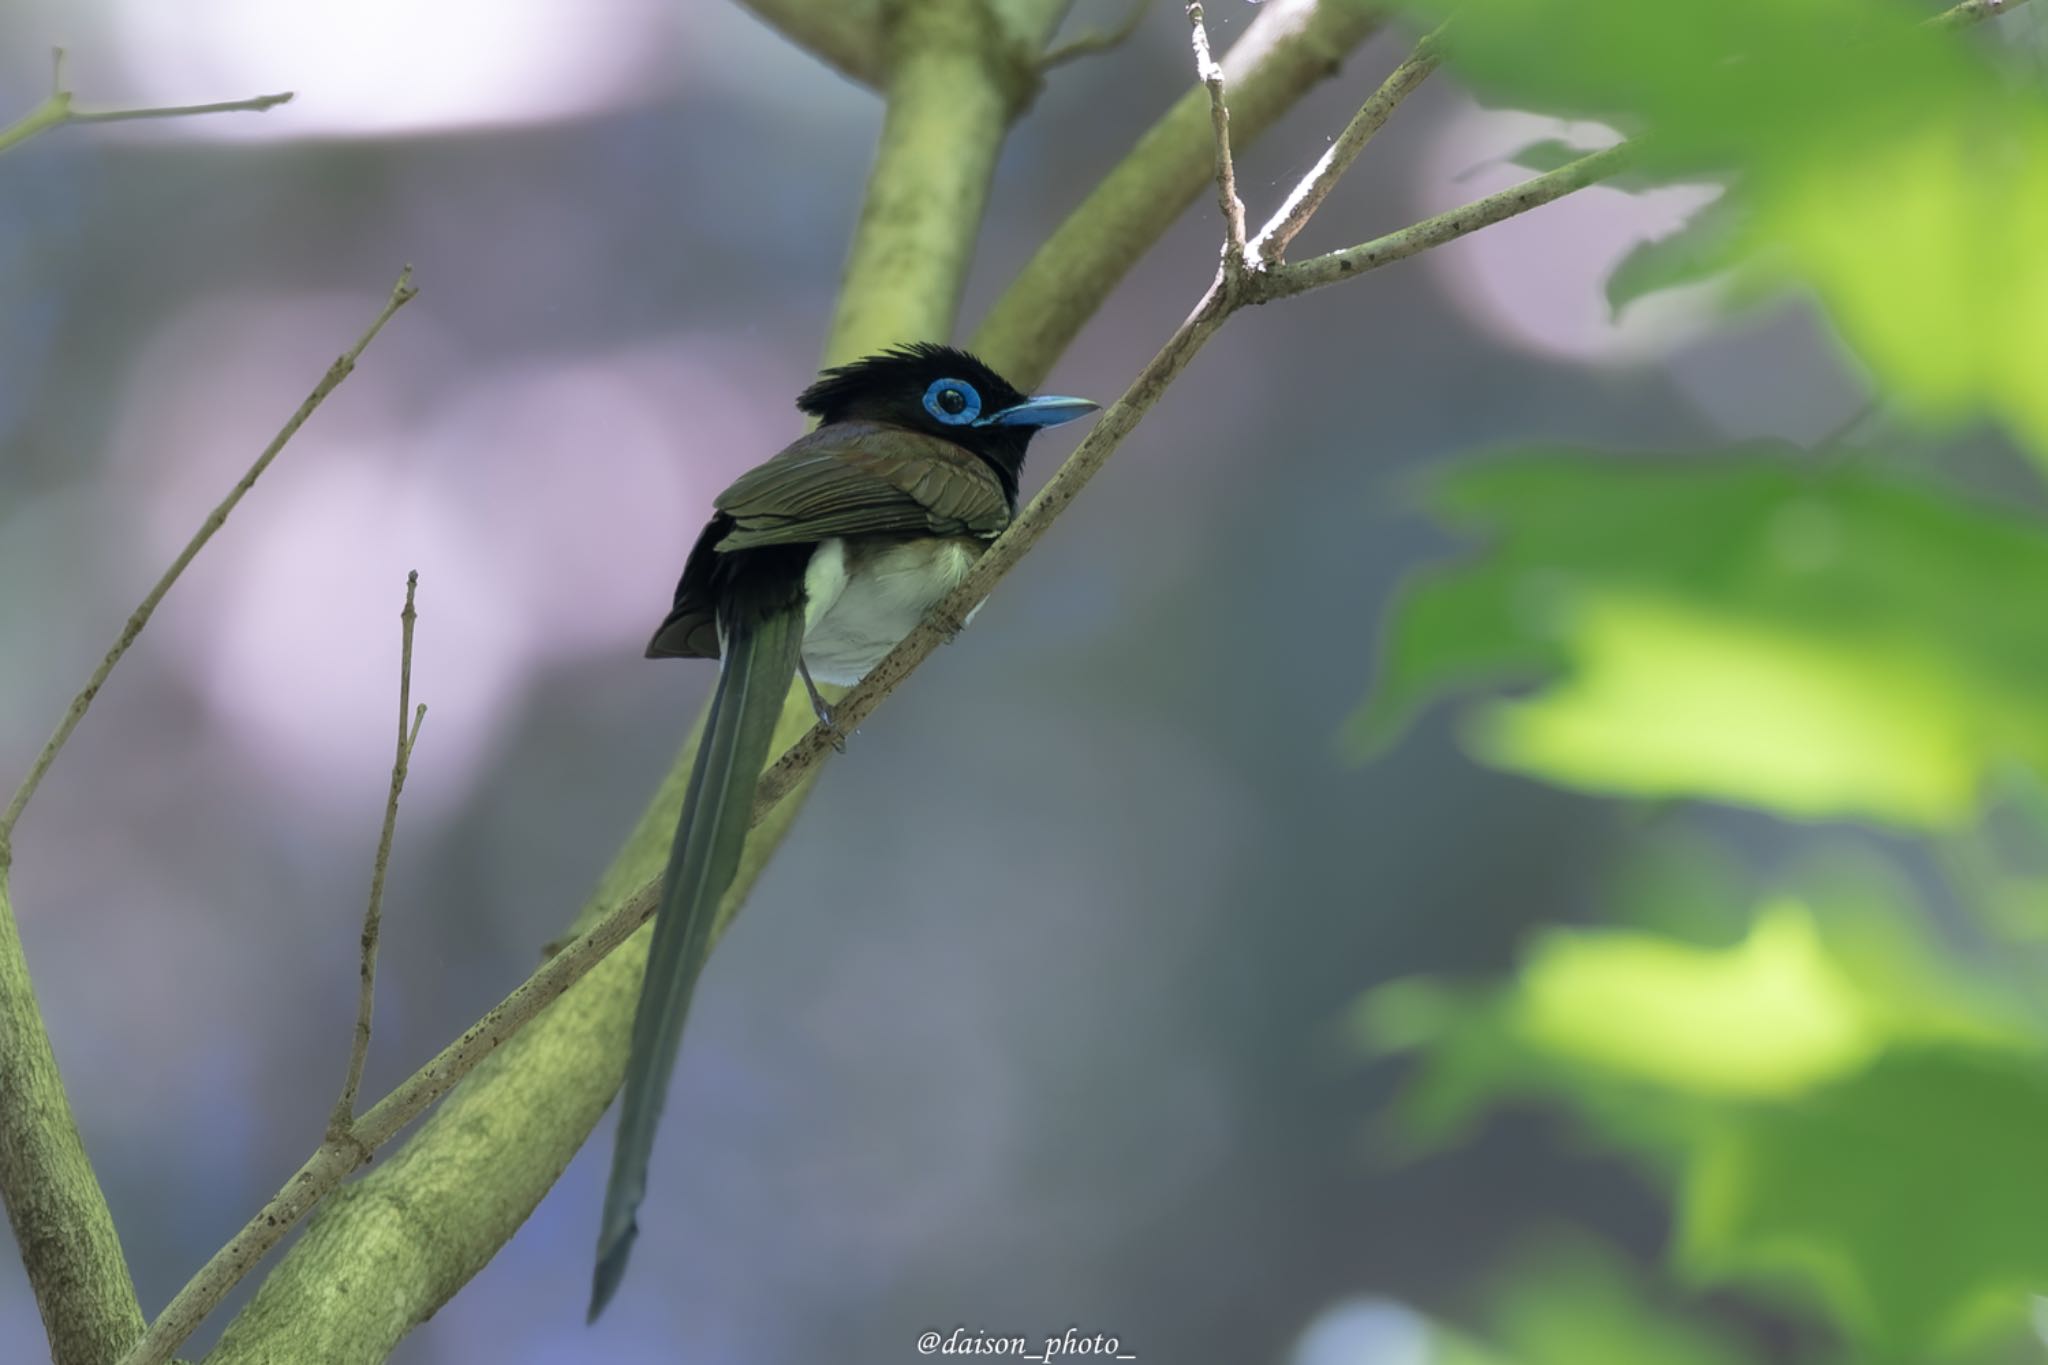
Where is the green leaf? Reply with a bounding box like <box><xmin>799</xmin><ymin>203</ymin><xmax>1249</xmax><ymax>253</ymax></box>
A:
<box><xmin>1479</xmin><ymin>1236</ymin><xmax>1755</xmax><ymax>1365</ymax></box>
<box><xmin>1514</xmin><ymin>903</ymin><xmax>1879</xmax><ymax>1099</ymax></box>
<box><xmin>1351</xmin><ymin>452</ymin><xmax>2048</xmax><ymax>827</ymax></box>
<box><xmin>1605</xmin><ymin>194</ymin><xmax>1746</xmax><ymax>317</ymax></box>
<box><xmin>1395</xmin><ymin>0</ymin><xmax>2048</xmax><ymax>465</ymax></box>
<box><xmin>1504</xmin><ymin>137</ymin><xmax>1598</xmax><ymax>174</ymax></box>
<box><xmin>1360</xmin><ymin>882</ymin><xmax>2041</xmax><ymax>1145</ymax></box>
<box><xmin>1681</xmin><ymin>1048</ymin><xmax>2048</xmax><ymax>1357</ymax></box>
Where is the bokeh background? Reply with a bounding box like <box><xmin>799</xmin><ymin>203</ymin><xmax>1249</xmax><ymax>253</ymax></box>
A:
<box><xmin>3</xmin><ymin>1</ymin><xmax>2045</xmax><ymax>1362</ymax></box>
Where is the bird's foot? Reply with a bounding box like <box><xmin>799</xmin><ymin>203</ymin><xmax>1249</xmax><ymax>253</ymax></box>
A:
<box><xmin>798</xmin><ymin>659</ymin><xmax>848</xmax><ymax>753</ymax></box>
<box><xmin>811</xmin><ymin>695</ymin><xmax>849</xmax><ymax>754</ymax></box>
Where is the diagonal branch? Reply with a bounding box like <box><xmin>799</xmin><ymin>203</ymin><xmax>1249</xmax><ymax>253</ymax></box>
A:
<box><xmin>0</xmin><ymin>268</ymin><xmax>417</xmax><ymax>867</ymax></box>
<box><xmin>0</xmin><ymin>869</ymin><xmax>145</xmax><ymax>1365</ymax></box>
<box><xmin>1251</xmin><ymin>26</ymin><xmax>1444</xmax><ymax>263</ymax></box>
<box><xmin>1252</xmin><ymin>143</ymin><xmax>1637</xmax><ymax>302</ymax></box>
<box><xmin>329</xmin><ymin>572</ymin><xmax>427</xmax><ymax>1135</ymax></box>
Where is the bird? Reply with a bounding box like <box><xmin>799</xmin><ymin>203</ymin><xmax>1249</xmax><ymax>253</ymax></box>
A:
<box><xmin>589</xmin><ymin>342</ymin><xmax>1096</xmax><ymax>1319</ymax></box>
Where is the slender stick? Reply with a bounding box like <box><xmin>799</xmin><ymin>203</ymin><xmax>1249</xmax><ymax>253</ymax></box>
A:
<box><xmin>1253</xmin><ymin>144</ymin><xmax>1637</xmax><ymax>303</ymax></box>
<box><xmin>0</xmin><ymin>66</ymin><xmax>290</xmax><ymax>157</ymax></box>
<box><xmin>1186</xmin><ymin>4</ymin><xmax>1248</xmax><ymax>273</ymax></box>
<box><xmin>329</xmin><ymin>573</ymin><xmax>427</xmax><ymax>1134</ymax></box>
<box><xmin>1251</xmin><ymin>28</ymin><xmax>1444</xmax><ymax>263</ymax></box>
<box><xmin>0</xmin><ymin>269</ymin><xmax>416</xmax><ymax>867</ymax></box>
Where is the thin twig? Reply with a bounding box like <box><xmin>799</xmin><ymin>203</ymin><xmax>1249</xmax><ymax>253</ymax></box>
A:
<box><xmin>1251</xmin><ymin>28</ymin><xmax>1445</xmax><ymax>263</ymax></box>
<box><xmin>1043</xmin><ymin>0</ymin><xmax>1154</xmax><ymax>67</ymax></box>
<box><xmin>0</xmin><ymin>268</ymin><xmax>416</xmax><ymax>869</ymax></box>
<box><xmin>69</xmin><ymin>93</ymin><xmax>295</xmax><ymax>125</ymax></box>
<box><xmin>1253</xmin><ymin>144</ymin><xmax>1637</xmax><ymax>302</ymax></box>
<box><xmin>0</xmin><ymin>52</ymin><xmax>291</xmax><ymax>157</ymax></box>
<box><xmin>1187</xmin><ymin>3</ymin><xmax>1248</xmax><ymax>276</ymax></box>
<box><xmin>329</xmin><ymin>573</ymin><xmax>427</xmax><ymax>1135</ymax></box>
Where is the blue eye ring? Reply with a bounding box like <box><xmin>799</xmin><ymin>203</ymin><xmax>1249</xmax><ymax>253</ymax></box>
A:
<box><xmin>923</xmin><ymin>377</ymin><xmax>982</xmax><ymax>426</ymax></box>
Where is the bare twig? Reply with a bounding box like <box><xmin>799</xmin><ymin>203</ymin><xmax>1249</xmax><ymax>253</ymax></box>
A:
<box><xmin>1043</xmin><ymin>0</ymin><xmax>1153</xmax><ymax>67</ymax></box>
<box><xmin>0</xmin><ymin>51</ymin><xmax>291</xmax><ymax>157</ymax></box>
<box><xmin>68</xmin><ymin>93</ymin><xmax>295</xmax><ymax>125</ymax></box>
<box><xmin>1251</xmin><ymin>28</ymin><xmax>1444</xmax><ymax>263</ymax></box>
<box><xmin>0</xmin><ymin>268</ymin><xmax>416</xmax><ymax>868</ymax></box>
<box><xmin>329</xmin><ymin>573</ymin><xmax>427</xmax><ymax>1135</ymax></box>
<box><xmin>1254</xmin><ymin>143</ymin><xmax>1637</xmax><ymax>302</ymax></box>
<box><xmin>1186</xmin><ymin>3</ymin><xmax>1248</xmax><ymax>277</ymax></box>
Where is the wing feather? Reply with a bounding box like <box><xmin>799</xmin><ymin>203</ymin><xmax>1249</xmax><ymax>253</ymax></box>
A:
<box><xmin>711</xmin><ymin>421</ymin><xmax>1009</xmax><ymax>552</ymax></box>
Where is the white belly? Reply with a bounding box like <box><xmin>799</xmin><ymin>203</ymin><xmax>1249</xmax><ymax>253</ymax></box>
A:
<box><xmin>800</xmin><ymin>536</ymin><xmax>982</xmax><ymax>685</ymax></box>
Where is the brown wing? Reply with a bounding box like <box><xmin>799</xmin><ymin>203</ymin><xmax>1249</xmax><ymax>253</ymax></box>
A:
<box><xmin>711</xmin><ymin>420</ymin><xmax>1011</xmax><ymax>552</ymax></box>
<box><xmin>647</xmin><ymin>421</ymin><xmax>1011</xmax><ymax>660</ymax></box>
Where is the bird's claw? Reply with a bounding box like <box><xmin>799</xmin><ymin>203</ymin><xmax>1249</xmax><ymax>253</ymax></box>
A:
<box><xmin>815</xmin><ymin>703</ymin><xmax>849</xmax><ymax>754</ymax></box>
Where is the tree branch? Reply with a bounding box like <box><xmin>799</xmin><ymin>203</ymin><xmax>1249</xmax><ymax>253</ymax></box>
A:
<box><xmin>329</xmin><ymin>573</ymin><xmax>427</xmax><ymax>1135</ymax></box>
<box><xmin>1186</xmin><ymin>4</ymin><xmax>1250</xmax><ymax>277</ymax></box>
<box><xmin>973</xmin><ymin>0</ymin><xmax>1384</xmax><ymax>388</ymax></box>
<box><xmin>823</xmin><ymin>0</ymin><xmax>1067</xmax><ymax>360</ymax></box>
<box><xmin>1251</xmin><ymin>142</ymin><xmax>1637</xmax><ymax>302</ymax></box>
<box><xmin>0</xmin><ymin>50</ymin><xmax>291</xmax><ymax>157</ymax></box>
<box><xmin>1251</xmin><ymin>27</ymin><xmax>1443</xmax><ymax>264</ymax></box>
<box><xmin>0</xmin><ymin>269</ymin><xmax>412</xmax><ymax>1365</ymax></box>
<box><xmin>0</xmin><ymin>873</ymin><xmax>144</xmax><ymax>1365</ymax></box>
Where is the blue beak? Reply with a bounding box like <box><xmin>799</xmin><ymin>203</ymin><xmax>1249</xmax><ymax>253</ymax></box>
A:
<box><xmin>978</xmin><ymin>395</ymin><xmax>1098</xmax><ymax>429</ymax></box>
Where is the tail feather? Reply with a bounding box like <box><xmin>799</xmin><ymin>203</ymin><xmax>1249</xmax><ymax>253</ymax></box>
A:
<box><xmin>589</xmin><ymin>604</ymin><xmax>804</xmax><ymax>1321</ymax></box>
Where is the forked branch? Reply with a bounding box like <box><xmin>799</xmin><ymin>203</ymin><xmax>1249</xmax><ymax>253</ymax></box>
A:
<box><xmin>0</xmin><ymin>49</ymin><xmax>291</xmax><ymax>157</ymax></box>
<box><xmin>330</xmin><ymin>572</ymin><xmax>428</xmax><ymax>1134</ymax></box>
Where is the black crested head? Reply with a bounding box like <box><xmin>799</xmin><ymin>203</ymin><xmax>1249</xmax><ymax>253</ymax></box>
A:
<box><xmin>796</xmin><ymin>343</ymin><xmax>1093</xmax><ymax>505</ymax></box>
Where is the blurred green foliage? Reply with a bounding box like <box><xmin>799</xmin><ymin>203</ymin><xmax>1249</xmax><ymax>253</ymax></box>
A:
<box><xmin>1428</xmin><ymin>1238</ymin><xmax>1752</xmax><ymax>1365</ymax></box>
<box><xmin>1403</xmin><ymin>0</ymin><xmax>2048</xmax><ymax>462</ymax></box>
<box><xmin>1347</xmin><ymin>0</ymin><xmax>2048</xmax><ymax>1358</ymax></box>
<box><xmin>1352</xmin><ymin>454</ymin><xmax>2048</xmax><ymax>827</ymax></box>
